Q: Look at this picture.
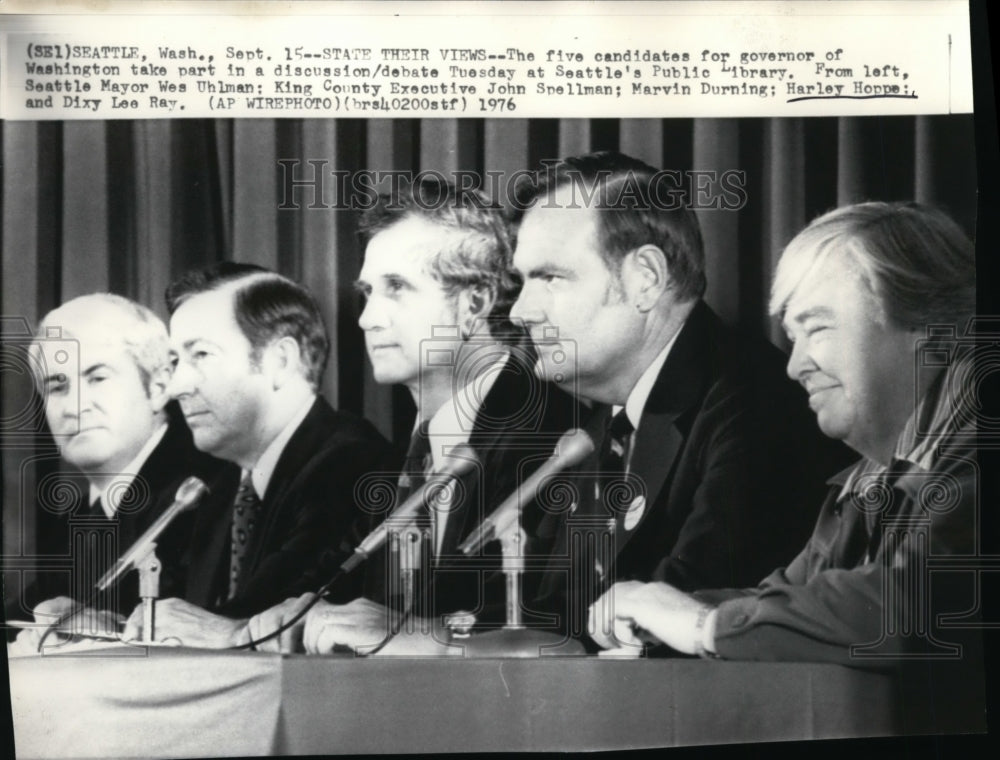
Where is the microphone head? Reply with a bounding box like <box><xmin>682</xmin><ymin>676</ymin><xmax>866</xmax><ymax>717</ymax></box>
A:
<box><xmin>553</xmin><ymin>428</ymin><xmax>596</xmax><ymax>467</ymax></box>
<box><xmin>95</xmin><ymin>476</ymin><xmax>209</xmax><ymax>591</ymax></box>
<box><xmin>458</xmin><ymin>430</ymin><xmax>594</xmax><ymax>556</ymax></box>
<box><xmin>174</xmin><ymin>476</ymin><xmax>209</xmax><ymax>511</ymax></box>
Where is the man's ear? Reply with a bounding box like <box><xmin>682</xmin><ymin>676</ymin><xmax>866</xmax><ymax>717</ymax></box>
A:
<box><xmin>147</xmin><ymin>365</ymin><xmax>172</xmax><ymax>414</ymax></box>
<box><xmin>261</xmin><ymin>336</ymin><xmax>304</xmax><ymax>389</ymax></box>
<box><xmin>623</xmin><ymin>244</ymin><xmax>671</xmax><ymax>312</ymax></box>
<box><xmin>457</xmin><ymin>285</ymin><xmax>496</xmax><ymax>339</ymax></box>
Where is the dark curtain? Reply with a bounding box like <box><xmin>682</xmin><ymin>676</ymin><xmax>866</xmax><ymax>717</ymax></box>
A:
<box><xmin>0</xmin><ymin>115</ymin><xmax>978</xmax><ymax>562</ymax></box>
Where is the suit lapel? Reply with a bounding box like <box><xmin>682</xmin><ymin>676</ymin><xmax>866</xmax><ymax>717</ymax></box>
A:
<box><xmin>239</xmin><ymin>398</ymin><xmax>327</xmax><ymax>590</ymax></box>
<box><xmin>610</xmin><ymin>303</ymin><xmax>712</xmax><ymax>560</ymax></box>
<box><xmin>186</xmin><ymin>467</ymin><xmax>239</xmax><ymax>607</ymax></box>
<box><xmin>435</xmin><ymin>465</ymin><xmax>480</xmax><ymax>562</ymax></box>
<box><xmin>442</xmin><ymin>353</ymin><xmax>523</xmax><ymax>557</ymax></box>
<box><xmin>135</xmin><ymin>418</ymin><xmax>240</xmax><ymax>608</ymax></box>
<box><xmin>125</xmin><ymin>423</ymin><xmax>179</xmax><ymax>509</ymax></box>
<box><xmin>112</xmin><ymin>423</ymin><xmax>187</xmax><ymax>547</ymax></box>
<box><xmin>260</xmin><ymin>398</ymin><xmax>326</xmax><ymax>508</ymax></box>
<box><xmin>617</xmin><ymin>418</ymin><xmax>683</xmax><ymax>553</ymax></box>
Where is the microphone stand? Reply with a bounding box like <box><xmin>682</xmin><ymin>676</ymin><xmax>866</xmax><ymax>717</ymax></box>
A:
<box><xmin>500</xmin><ymin>526</ymin><xmax>527</xmax><ymax>629</ymax></box>
<box><xmin>374</xmin><ymin>516</ymin><xmax>432</xmax><ymax>654</ymax></box>
<box><xmin>397</xmin><ymin>522</ymin><xmax>431</xmax><ymax>631</ymax></box>
<box><xmin>37</xmin><ymin>477</ymin><xmax>207</xmax><ymax>652</ymax></box>
<box><xmin>133</xmin><ymin>544</ymin><xmax>162</xmax><ymax>644</ymax></box>
<box><xmin>459</xmin><ymin>503</ymin><xmax>585</xmax><ymax>658</ymax></box>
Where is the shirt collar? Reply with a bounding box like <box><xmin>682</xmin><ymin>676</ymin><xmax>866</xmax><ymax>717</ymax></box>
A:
<box><xmin>836</xmin><ymin>351</ymin><xmax>969</xmax><ymax>502</ymax></box>
<box><xmin>835</xmin><ymin>457</ymin><xmax>885</xmax><ymax>503</ymax></box>
<box><xmin>89</xmin><ymin>423</ymin><xmax>169</xmax><ymax>518</ymax></box>
<box><xmin>249</xmin><ymin>396</ymin><xmax>316</xmax><ymax>500</ymax></box>
<box><xmin>894</xmin><ymin>354</ymin><xmax>969</xmax><ymax>471</ymax></box>
<box><xmin>425</xmin><ymin>348</ymin><xmax>510</xmax><ymax>472</ymax></box>
<box><xmin>612</xmin><ymin>323</ymin><xmax>683</xmax><ymax>430</ymax></box>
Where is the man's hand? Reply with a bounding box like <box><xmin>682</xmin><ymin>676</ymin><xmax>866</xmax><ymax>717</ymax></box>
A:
<box><xmin>12</xmin><ymin>596</ymin><xmax>124</xmax><ymax>653</ymax></box>
<box><xmin>300</xmin><ymin>597</ymin><xmax>454</xmax><ymax>656</ymax></box>
<box><xmin>122</xmin><ymin>598</ymin><xmax>247</xmax><ymax>649</ymax></box>
<box><xmin>588</xmin><ymin>581</ymin><xmax>717</xmax><ymax>656</ymax></box>
<box><xmin>302</xmin><ymin>598</ymin><xmax>396</xmax><ymax>655</ymax></box>
<box><xmin>245</xmin><ymin>593</ymin><xmax>317</xmax><ymax>653</ymax></box>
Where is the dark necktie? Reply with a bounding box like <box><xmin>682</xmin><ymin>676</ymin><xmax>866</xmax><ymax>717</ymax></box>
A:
<box><xmin>558</xmin><ymin>408</ymin><xmax>636</xmax><ymax>640</ymax></box>
<box><xmin>390</xmin><ymin>420</ymin><xmax>434</xmax><ymax>614</ymax></box>
<box><xmin>597</xmin><ymin>408</ymin><xmax>634</xmax><ymax>513</ymax></box>
<box><xmin>89</xmin><ymin>497</ymin><xmax>105</xmax><ymax>518</ymax></box>
<box><xmin>397</xmin><ymin>419</ymin><xmax>433</xmax><ymax>506</ymax></box>
<box><xmin>228</xmin><ymin>471</ymin><xmax>262</xmax><ymax>601</ymax></box>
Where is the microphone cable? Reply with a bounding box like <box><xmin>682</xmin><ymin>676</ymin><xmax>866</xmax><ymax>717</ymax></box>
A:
<box><xmin>232</xmin><ymin>567</ymin><xmax>419</xmax><ymax>656</ymax></box>
<box><xmin>35</xmin><ymin>586</ymin><xmax>127</xmax><ymax>653</ymax></box>
<box><xmin>36</xmin><ymin>476</ymin><xmax>209</xmax><ymax>652</ymax></box>
<box><xmin>231</xmin><ymin>566</ymin><xmax>345</xmax><ymax>651</ymax></box>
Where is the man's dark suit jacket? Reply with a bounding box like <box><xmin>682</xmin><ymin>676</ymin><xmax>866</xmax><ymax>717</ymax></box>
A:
<box><xmin>4</xmin><ymin>407</ymin><xmax>225</xmax><ymax>629</ymax></box>
<box><xmin>182</xmin><ymin>396</ymin><xmax>390</xmax><ymax>619</ymax></box>
<box><xmin>533</xmin><ymin>300</ymin><xmax>854</xmax><ymax>639</ymax></box>
<box><xmin>360</xmin><ymin>345</ymin><xmax>580</xmax><ymax>623</ymax></box>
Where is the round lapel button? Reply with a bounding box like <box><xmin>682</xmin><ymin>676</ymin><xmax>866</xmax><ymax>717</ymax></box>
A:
<box><xmin>623</xmin><ymin>495</ymin><xmax>646</xmax><ymax>531</ymax></box>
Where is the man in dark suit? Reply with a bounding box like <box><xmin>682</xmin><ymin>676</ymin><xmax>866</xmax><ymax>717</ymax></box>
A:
<box><xmin>508</xmin><ymin>151</ymin><xmax>851</xmax><ymax>647</ymax></box>
<box><xmin>5</xmin><ymin>294</ymin><xmax>223</xmax><ymax>649</ymax></box>
<box><xmin>248</xmin><ymin>180</ymin><xmax>578</xmax><ymax>654</ymax></box>
<box><xmin>122</xmin><ymin>264</ymin><xmax>390</xmax><ymax>647</ymax></box>
<box><xmin>589</xmin><ymin>202</ymin><xmax>979</xmax><ymax>665</ymax></box>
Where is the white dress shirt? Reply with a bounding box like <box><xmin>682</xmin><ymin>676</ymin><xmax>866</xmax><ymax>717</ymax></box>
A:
<box><xmin>611</xmin><ymin>323</ymin><xmax>684</xmax><ymax>472</ymax></box>
<box><xmin>422</xmin><ymin>348</ymin><xmax>511</xmax><ymax>554</ymax></box>
<box><xmin>89</xmin><ymin>423</ymin><xmax>169</xmax><ymax>518</ymax></box>
<box><xmin>248</xmin><ymin>396</ymin><xmax>316</xmax><ymax>500</ymax></box>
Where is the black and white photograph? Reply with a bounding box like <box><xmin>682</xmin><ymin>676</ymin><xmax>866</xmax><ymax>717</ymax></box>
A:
<box><xmin>1</xmin><ymin>0</ymin><xmax>996</xmax><ymax>756</ymax></box>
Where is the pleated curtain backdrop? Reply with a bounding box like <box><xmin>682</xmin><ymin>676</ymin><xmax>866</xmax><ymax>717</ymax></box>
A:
<box><xmin>1</xmin><ymin>116</ymin><xmax>977</xmax><ymax>561</ymax></box>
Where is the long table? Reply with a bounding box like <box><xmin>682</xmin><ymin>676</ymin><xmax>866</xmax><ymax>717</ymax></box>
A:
<box><xmin>7</xmin><ymin>646</ymin><xmax>988</xmax><ymax>756</ymax></box>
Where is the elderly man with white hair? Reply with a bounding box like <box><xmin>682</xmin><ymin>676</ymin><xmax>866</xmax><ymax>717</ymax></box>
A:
<box><xmin>5</xmin><ymin>293</ymin><xmax>226</xmax><ymax>649</ymax></box>
<box><xmin>588</xmin><ymin>201</ymin><xmax>979</xmax><ymax>664</ymax></box>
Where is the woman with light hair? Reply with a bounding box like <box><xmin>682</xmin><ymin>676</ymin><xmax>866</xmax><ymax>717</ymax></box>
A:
<box><xmin>588</xmin><ymin>201</ymin><xmax>980</xmax><ymax>665</ymax></box>
<box><xmin>770</xmin><ymin>201</ymin><xmax>975</xmax><ymax>334</ymax></box>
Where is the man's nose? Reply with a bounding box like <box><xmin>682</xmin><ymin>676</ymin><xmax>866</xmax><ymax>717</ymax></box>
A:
<box><xmin>510</xmin><ymin>281</ymin><xmax>543</xmax><ymax>326</ymax></box>
<box><xmin>73</xmin><ymin>377</ymin><xmax>95</xmax><ymax>416</ymax></box>
<box><xmin>786</xmin><ymin>338</ymin><xmax>814</xmax><ymax>382</ymax></box>
<box><xmin>358</xmin><ymin>296</ymin><xmax>390</xmax><ymax>331</ymax></box>
<box><xmin>53</xmin><ymin>385</ymin><xmax>82</xmax><ymax>421</ymax></box>
<box><xmin>168</xmin><ymin>361</ymin><xmax>196</xmax><ymax>398</ymax></box>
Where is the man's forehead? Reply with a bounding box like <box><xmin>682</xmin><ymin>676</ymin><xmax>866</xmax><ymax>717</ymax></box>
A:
<box><xmin>169</xmin><ymin>289</ymin><xmax>245</xmax><ymax>348</ymax></box>
<box><xmin>547</xmin><ymin>181</ymin><xmax>599</xmax><ymax>210</ymax></box>
<box><xmin>363</xmin><ymin>219</ymin><xmax>451</xmax><ymax>275</ymax></box>
<box><xmin>781</xmin><ymin>258</ymin><xmax>862</xmax><ymax>324</ymax></box>
<box><xmin>34</xmin><ymin>335</ymin><xmax>129</xmax><ymax>383</ymax></box>
<box><xmin>515</xmin><ymin>202</ymin><xmax>598</xmax><ymax>266</ymax></box>
<box><xmin>783</xmin><ymin>280</ymin><xmax>831</xmax><ymax>324</ymax></box>
<box><xmin>372</xmin><ymin>216</ymin><xmax>454</xmax><ymax>249</ymax></box>
<box><xmin>36</xmin><ymin>327</ymin><xmax>121</xmax><ymax>358</ymax></box>
<box><xmin>523</xmin><ymin>188</ymin><xmax>597</xmax><ymax>221</ymax></box>
<box><xmin>520</xmin><ymin>196</ymin><xmax>596</xmax><ymax>241</ymax></box>
<box><xmin>171</xmin><ymin>286</ymin><xmax>235</xmax><ymax>323</ymax></box>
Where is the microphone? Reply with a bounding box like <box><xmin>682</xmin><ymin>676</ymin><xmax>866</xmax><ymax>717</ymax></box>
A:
<box><xmin>458</xmin><ymin>428</ymin><xmax>595</xmax><ymax>556</ymax></box>
<box><xmin>96</xmin><ymin>476</ymin><xmax>208</xmax><ymax>592</ymax></box>
<box><xmin>340</xmin><ymin>443</ymin><xmax>479</xmax><ymax>574</ymax></box>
